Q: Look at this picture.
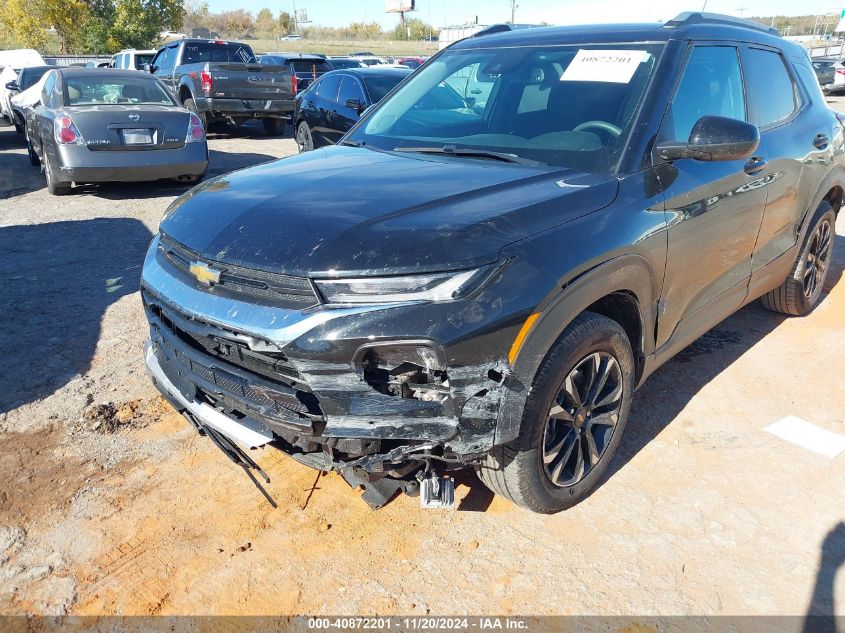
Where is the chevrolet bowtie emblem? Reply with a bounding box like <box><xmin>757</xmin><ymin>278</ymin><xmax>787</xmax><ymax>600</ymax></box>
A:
<box><xmin>189</xmin><ymin>261</ymin><xmax>221</xmax><ymax>285</ymax></box>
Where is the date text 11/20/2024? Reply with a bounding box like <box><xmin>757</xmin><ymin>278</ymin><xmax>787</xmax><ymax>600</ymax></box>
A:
<box><xmin>307</xmin><ymin>617</ymin><xmax>530</xmax><ymax>630</ymax></box>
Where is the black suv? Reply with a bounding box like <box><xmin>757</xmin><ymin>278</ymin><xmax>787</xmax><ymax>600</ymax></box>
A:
<box><xmin>141</xmin><ymin>13</ymin><xmax>843</xmax><ymax>513</ymax></box>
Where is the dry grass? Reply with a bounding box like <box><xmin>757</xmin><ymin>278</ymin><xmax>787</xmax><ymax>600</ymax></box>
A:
<box><xmin>246</xmin><ymin>38</ymin><xmax>439</xmax><ymax>58</ymax></box>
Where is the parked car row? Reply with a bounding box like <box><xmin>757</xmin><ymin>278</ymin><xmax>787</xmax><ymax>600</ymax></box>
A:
<box><xmin>3</xmin><ymin>38</ymin><xmax>429</xmax><ymax>196</ymax></box>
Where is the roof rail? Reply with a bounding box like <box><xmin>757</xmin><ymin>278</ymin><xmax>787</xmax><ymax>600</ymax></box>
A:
<box><xmin>472</xmin><ymin>24</ymin><xmax>513</xmax><ymax>38</ymax></box>
<box><xmin>664</xmin><ymin>11</ymin><xmax>778</xmax><ymax>36</ymax></box>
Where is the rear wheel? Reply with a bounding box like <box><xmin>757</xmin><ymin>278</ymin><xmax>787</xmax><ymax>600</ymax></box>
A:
<box><xmin>761</xmin><ymin>202</ymin><xmax>836</xmax><ymax>316</ymax></box>
<box><xmin>183</xmin><ymin>99</ymin><xmax>207</xmax><ymax>135</ymax></box>
<box><xmin>296</xmin><ymin>120</ymin><xmax>314</xmax><ymax>152</ymax></box>
<box><xmin>476</xmin><ymin>312</ymin><xmax>634</xmax><ymax>513</ymax></box>
<box><xmin>43</xmin><ymin>154</ymin><xmax>70</xmax><ymax>196</ymax></box>
<box><xmin>263</xmin><ymin>117</ymin><xmax>285</xmax><ymax>136</ymax></box>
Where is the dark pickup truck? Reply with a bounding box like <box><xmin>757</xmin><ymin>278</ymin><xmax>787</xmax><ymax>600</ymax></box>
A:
<box><xmin>148</xmin><ymin>39</ymin><xmax>294</xmax><ymax>135</ymax></box>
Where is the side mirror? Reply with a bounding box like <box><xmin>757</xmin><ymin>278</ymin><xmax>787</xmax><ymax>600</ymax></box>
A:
<box><xmin>5</xmin><ymin>81</ymin><xmax>19</xmax><ymax>91</ymax></box>
<box><xmin>345</xmin><ymin>98</ymin><xmax>366</xmax><ymax>114</ymax></box>
<box><xmin>144</xmin><ymin>64</ymin><xmax>153</xmax><ymax>73</ymax></box>
<box><xmin>657</xmin><ymin>115</ymin><xmax>759</xmax><ymax>162</ymax></box>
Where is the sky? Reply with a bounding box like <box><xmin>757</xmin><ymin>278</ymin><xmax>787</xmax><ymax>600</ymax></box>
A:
<box><xmin>204</xmin><ymin>0</ymin><xmax>845</xmax><ymax>29</ymax></box>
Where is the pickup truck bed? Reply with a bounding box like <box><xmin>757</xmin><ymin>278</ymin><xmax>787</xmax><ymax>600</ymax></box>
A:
<box><xmin>150</xmin><ymin>39</ymin><xmax>295</xmax><ymax>135</ymax></box>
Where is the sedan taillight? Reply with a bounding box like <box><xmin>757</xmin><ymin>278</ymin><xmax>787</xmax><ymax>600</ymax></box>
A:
<box><xmin>54</xmin><ymin>113</ymin><xmax>84</xmax><ymax>145</ymax></box>
<box><xmin>836</xmin><ymin>69</ymin><xmax>845</xmax><ymax>75</ymax></box>
<box><xmin>186</xmin><ymin>113</ymin><xmax>205</xmax><ymax>143</ymax></box>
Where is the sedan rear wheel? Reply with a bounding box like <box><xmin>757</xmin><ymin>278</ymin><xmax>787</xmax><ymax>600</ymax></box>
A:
<box><xmin>43</xmin><ymin>154</ymin><xmax>70</xmax><ymax>196</ymax></box>
<box><xmin>296</xmin><ymin>121</ymin><xmax>314</xmax><ymax>152</ymax></box>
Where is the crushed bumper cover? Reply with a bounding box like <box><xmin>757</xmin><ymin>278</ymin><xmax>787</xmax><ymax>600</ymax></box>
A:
<box><xmin>140</xmin><ymin>234</ymin><xmax>537</xmax><ymax>468</ymax></box>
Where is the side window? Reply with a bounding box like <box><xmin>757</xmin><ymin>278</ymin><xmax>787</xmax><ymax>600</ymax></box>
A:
<box><xmin>42</xmin><ymin>72</ymin><xmax>56</xmax><ymax>107</ymax></box>
<box><xmin>317</xmin><ymin>74</ymin><xmax>341</xmax><ymax>101</ymax></box>
<box><xmin>338</xmin><ymin>76</ymin><xmax>366</xmax><ymax>106</ymax></box>
<box><xmin>150</xmin><ymin>49</ymin><xmax>165</xmax><ymax>72</ymax></box>
<box><xmin>665</xmin><ymin>46</ymin><xmax>745</xmax><ymax>142</ymax></box>
<box><xmin>120</xmin><ymin>54</ymin><xmax>128</xmax><ymax>69</ymax></box>
<box><xmin>792</xmin><ymin>61</ymin><xmax>824</xmax><ymax>105</ymax></box>
<box><xmin>155</xmin><ymin>47</ymin><xmax>176</xmax><ymax>74</ymax></box>
<box><xmin>743</xmin><ymin>48</ymin><xmax>798</xmax><ymax>127</ymax></box>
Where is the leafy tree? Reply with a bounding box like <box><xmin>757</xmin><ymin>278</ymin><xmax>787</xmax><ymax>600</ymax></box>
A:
<box><xmin>218</xmin><ymin>9</ymin><xmax>253</xmax><ymax>38</ymax></box>
<box><xmin>0</xmin><ymin>0</ymin><xmax>50</xmax><ymax>49</ymax></box>
<box><xmin>183</xmin><ymin>0</ymin><xmax>212</xmax><ymax>34</ymax></box>
<box><xmin>391</xmin><ymin>17</ymin><xmax>436</xmax><ymax>41</ymax></box>
<box><xmin>255</xmin><ymin>7</ymin><xmax>275</xmax><ymax>38</ymax></box>
<box><xmin>278</xmin><ymin>10</ymin><xmax>293</xmax><ymax>35</ymax></box>
<box><xmin>101</xmin><ymin>0</ymin><xmax>183</xmax><ymax>50</ymax></box>
<box><xmin>347</xmin><ymin>21</ymin><xmax>382</xmax><ymax>40</ymax></box>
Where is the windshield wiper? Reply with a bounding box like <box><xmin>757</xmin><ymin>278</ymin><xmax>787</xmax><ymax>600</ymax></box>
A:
<box><xmin>394</xmin><ymin>145</ymin><xmax>542</xmax><ymax>166</ymax></box>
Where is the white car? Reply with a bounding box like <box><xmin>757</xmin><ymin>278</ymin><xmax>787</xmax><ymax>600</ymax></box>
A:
<box><xmin>0</xmin><ymin>48</ymin><xmax>45</xmax><ymax>125</ymax></box>
<box><xmin>109</xmin><ymin>49</ymin><xmax>157</xmax><ymax>71</ymax></box>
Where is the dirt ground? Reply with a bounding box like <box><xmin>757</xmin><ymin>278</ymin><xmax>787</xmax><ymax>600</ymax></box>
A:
<box><xmin>0</xmin><ymin>111</ymin><xmax>844</xmax><ymax>620</ymax></box>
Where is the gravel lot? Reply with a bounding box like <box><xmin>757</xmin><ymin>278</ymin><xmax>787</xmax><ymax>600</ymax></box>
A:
<box><xmin>0</xmin><ymin>112</ymin><xmax>843</xmax><ymax>619</ymax></box>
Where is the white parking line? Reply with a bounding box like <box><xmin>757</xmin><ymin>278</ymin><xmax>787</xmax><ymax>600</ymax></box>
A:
<box><xmin>764</xmin><ymin>416</ymin><xmax>845</xmax><ymax>458</ymax></box>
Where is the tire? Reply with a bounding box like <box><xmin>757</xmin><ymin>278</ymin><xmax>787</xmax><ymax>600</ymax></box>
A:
<box><xmin>43</xmin><ymin>154</ymin><xmax>70</xmax><ymax>196</ymax></box>
<box><xmin>183</xmin><ymin>99</ymin><xmax>207</xmax><ymax>134</ymax></box>
<box><xmin>760</xmin><ymin>202</ymin><xmax>836</xmax><ymax>316</ymax></box>
<box><xmin>263</xmin><ymin>117</ymin><xmax>285</xmax><ymax>136</ymax></box>
<box><xmin>295</xmin><ymin>120</ymin><xmax>314</xmax><ymax>152</ymax></box>
<box><xmin>26</xmin><ymin>137</ymin><xmax>40</xmax><ymax>166</ymax></box>
<box><xmin>476</xmin><ymin>312</ymin><xmax>635</xmax><ymax>513</ymax></box>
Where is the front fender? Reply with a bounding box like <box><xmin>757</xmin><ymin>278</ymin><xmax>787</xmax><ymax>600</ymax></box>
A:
<box><xmin>495</xmin><ymin>254</ymin><xmax>658</xmax><ymax>446</ymax></box>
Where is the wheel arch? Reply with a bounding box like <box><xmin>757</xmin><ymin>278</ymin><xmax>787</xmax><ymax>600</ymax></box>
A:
<box><xmin>495</xmin><ymin>254</ymin><xmax>657</xmax><ymax>446</ymax></box>
<box><xmin>178</xmin><ymin>82</ymin><xmax>194</xmax><ymax>104</ymax></box>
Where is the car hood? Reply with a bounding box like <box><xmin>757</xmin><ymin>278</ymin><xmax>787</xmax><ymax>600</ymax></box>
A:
<box><xmin>160</xmin><ymin>145</ymin><xmax>618</xmax><ymax>276</ymax></box>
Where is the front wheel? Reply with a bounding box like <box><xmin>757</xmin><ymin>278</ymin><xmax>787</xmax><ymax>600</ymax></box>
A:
<box><xmin>761</xmin><ymin>201</ymin><xmax>836</xmax><ymax>316</ymax></box>
<box><xmin>262</xmin><ymin>117</ymin><xmax>285</xmax><ymax>136</ymax></box>
<box><xmin>295</xmin><ymin>120</ymin><xmax>314</xmax><ymax>152</ymax></box>
<box><xmin>477</xmin><ymin>312</ymin><xmax>634</xmax><ymax>513</ymax></box>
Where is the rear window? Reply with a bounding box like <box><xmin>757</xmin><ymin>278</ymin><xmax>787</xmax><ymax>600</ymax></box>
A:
<box><xmin>182</xmin><ymin>42</ymin><xmax>255</xmax><ymax>64</ymax></box>
<box><xmin>363</xmin><ymin>74</ymin><xmax>406</xmax><ymax>101</ymax></box>
<box><xmin>290</xmin><ymin>60</ymin><xmax>331</xmax><ymax>74</ymax></box>
<box><xmin>64</xmin><ymin>76</ymin><xmax>174</xmax><ymax>106</ymax></box>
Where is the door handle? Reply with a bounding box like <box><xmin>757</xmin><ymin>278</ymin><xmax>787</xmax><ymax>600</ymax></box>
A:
<box><xmin>813</xmin><ymin>133</ymin><xmax>830</xmax><ymax>149</ymax></box>
<box><xmin>744</xmin><ymin>156</ymin><xmax>768</xmax><ymax>175</ymax></box>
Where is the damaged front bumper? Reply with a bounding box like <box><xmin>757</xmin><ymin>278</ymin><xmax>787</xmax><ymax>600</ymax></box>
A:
<box><xmin>140</xmin><ymin>234</ymin><xmax>538</xmax><ymax>480</ymax></box>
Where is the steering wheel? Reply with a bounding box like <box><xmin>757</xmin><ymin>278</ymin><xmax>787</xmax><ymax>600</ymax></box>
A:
<box><xmin>573</xmin><ymin>120</ymin><xmax>623</xmax><ymax>137</ymax></box>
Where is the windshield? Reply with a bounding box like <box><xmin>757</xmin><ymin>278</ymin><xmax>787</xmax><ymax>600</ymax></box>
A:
<box><xmin>363</xmin><ymin>74</ymin><xmax>406</xmax><ymax>102</ymax></box>
<box><xmin>64</xmin><ymin>76</ymin><xmax>174</xmax><ymax>106</ymax></box>
<box><xmin>349</xmin><ymin>44</ymin><xmax>662</xmax><ymax>174</ymax></box>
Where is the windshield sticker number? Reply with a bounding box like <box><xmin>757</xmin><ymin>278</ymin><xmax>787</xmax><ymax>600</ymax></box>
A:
<box><xmin>560</xmin><ymin>49</ymin><xmax>649</xmax><ymax>84</ymax></box>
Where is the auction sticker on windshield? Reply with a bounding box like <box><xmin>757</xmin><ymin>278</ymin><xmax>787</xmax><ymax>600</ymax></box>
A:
<box><xmin>560</xmin><ymin>49</ymin><xmax>650</xmax><ymax>83</ymax></box>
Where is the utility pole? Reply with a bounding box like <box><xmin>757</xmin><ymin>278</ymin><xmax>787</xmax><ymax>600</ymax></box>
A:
<box><xmin>510</xmin><ymin>0</ymin><xmax>518</xmax><ymax>24</ymax></box>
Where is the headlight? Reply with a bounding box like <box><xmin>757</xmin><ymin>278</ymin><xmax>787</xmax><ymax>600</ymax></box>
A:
<box><xmin>314</xmin><ymin>267</ymin><xmax>489</xmax><ymax>304</ymax></box>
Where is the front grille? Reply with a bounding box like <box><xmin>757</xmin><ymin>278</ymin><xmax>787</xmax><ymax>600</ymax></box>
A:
<box><xmin>158</xmin><ymin>233</ymin><xmax>319</xmax><ymax>309</ymax></box>
<box><xmin>144</xmin><ymin>293</ymin><xmax>323</xmax><ymax>424</ymax></box>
